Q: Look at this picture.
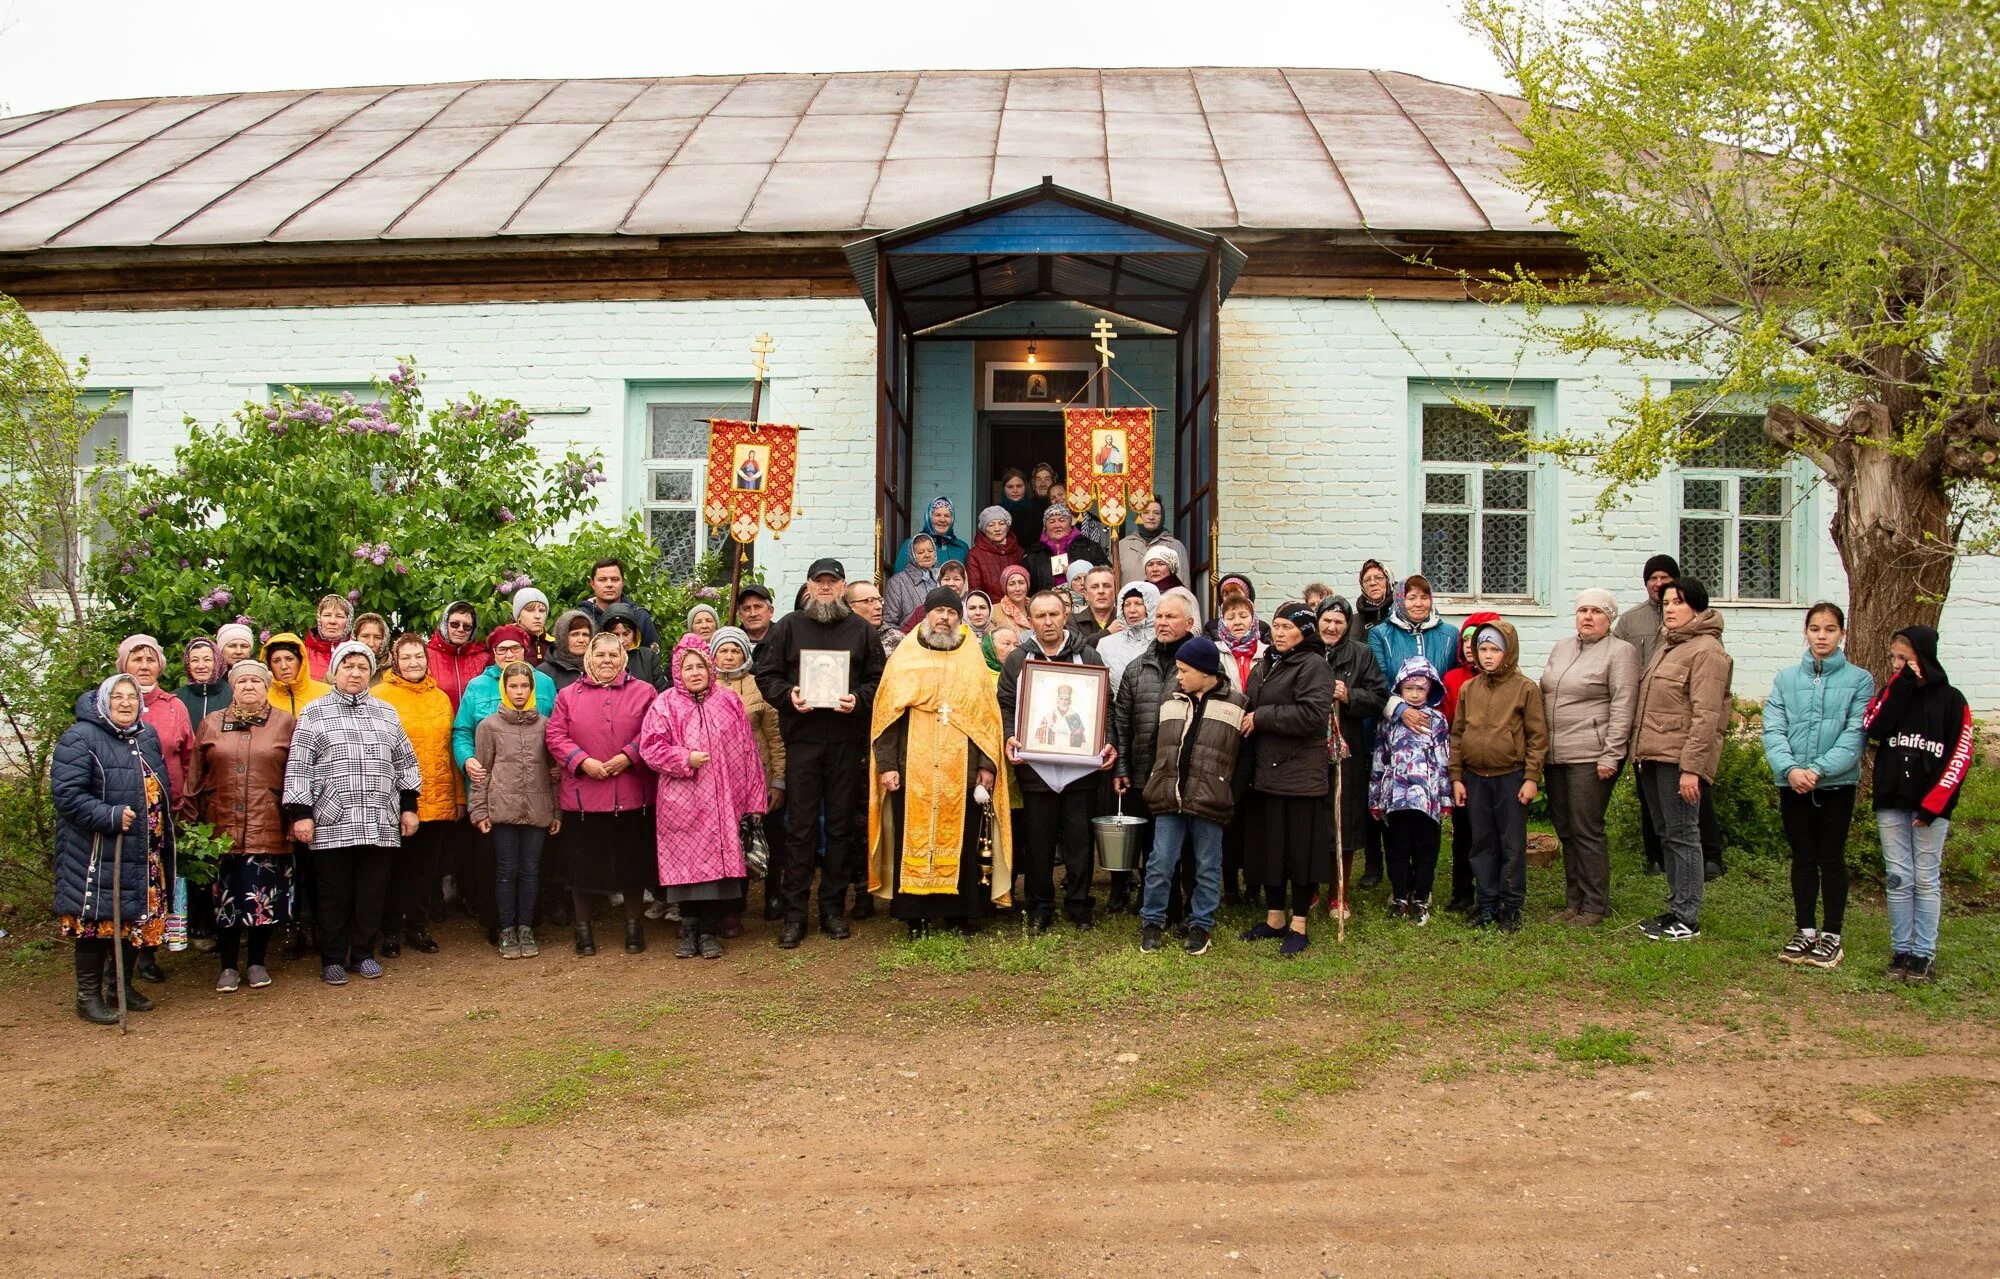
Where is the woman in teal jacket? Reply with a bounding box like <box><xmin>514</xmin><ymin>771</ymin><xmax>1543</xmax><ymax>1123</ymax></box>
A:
<box><xmin>1761</xmin><ymin>602</ymin><xmax>1874</xmax><ymax>970</ymax></box>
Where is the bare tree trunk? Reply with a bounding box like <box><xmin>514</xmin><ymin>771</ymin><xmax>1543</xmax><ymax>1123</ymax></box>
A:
<box><xmin>1769</xmin><ymin>398</ymin><xmax>1955</xmax><ymax>690</ymax></box>
<box><xmin>1827</xmin><ymin>440</ymin><xmax>1952</xmax><ymax>690</ymax></box>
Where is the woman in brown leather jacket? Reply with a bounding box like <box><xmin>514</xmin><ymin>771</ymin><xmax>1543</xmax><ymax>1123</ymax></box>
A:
<box><xmin>183</xmin><ymin>660</ymin><xmax>297</xmax><ymax>993</ymax></box>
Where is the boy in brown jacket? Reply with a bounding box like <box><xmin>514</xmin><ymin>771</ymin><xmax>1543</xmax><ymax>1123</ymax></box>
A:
<box><xmin>1449</xmin><ymin>620</ymin><xmax>1549</xmax><ymax>931</ymax></box>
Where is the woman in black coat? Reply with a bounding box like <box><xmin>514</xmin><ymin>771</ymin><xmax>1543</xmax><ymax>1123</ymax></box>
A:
<box><xmin>1240</xmin><ymin>603</ymin><xmax>1336</xmax><ymax>956</ymax></box>
<box><xmin>53</xmin><ymin>673</ymin><xmax>176</xmax><ymax>1024</ymax></box>
<box><xmin>1317</xmin><ymin>595</ymin><xmax>1388</xmax><ymax>890</ymax></box>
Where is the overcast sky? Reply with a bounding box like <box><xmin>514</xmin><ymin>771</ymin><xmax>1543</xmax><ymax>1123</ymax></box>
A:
<box><xmin>0</xmin><ymin>0</ymin><xmax>1511</xmax><ymax>116</ymax></box>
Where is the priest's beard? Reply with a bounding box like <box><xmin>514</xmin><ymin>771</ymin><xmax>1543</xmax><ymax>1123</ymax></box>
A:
<box><xmin>916</xmin><ymin>621</ymin><xmax>964</xmax><ymax>651</ymax></box>
<box><xmin>802</xmin><ymin>595</ymin><xmax>852</xmax><ymax>625</ymax></box>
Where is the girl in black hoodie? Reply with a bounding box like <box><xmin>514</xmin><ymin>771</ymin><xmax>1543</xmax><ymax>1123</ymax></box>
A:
<box><xmin>1863</xmin><ymin>625</ymin><xmax>1972</xmax><ymax>984</ymax></box>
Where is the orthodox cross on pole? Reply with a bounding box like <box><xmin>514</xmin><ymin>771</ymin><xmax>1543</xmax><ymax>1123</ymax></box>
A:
<box><xmin>726</xmin><ymin>333</ymin><xmax>776</xmax><ymax>620</ymax></box>
<box><xmin>747</xmin><ymin>331</ymin><xmax>775</xmax><ymax>422</ymax></box>
<box><xmin>1091</xmin><ymin>318</ymin><xmax>1117</xmax><ymax>406</ymax></box>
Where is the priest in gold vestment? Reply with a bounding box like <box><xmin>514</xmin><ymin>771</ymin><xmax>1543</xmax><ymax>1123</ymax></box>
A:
<box><xmin>868</xmin><ymin>587</ymin><xmax>1014</xmax><ymax>936</ymax></box>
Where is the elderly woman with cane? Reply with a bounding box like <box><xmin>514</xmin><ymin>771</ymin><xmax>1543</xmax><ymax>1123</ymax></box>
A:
<box><xmin>53</xmin><ymin>673</ymin><xmax>175</xmax><ymax>1025</ymax></box>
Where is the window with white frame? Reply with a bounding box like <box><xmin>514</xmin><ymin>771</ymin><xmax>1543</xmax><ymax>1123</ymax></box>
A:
<box><xmin>642</xmin><ymin>399</ymin><xmax>748</xmax><ymax>582</ymax></box>
<box><xmin>1676</xmin><ymin>412</ymin><xmax>1791</xmax><ymax>601</ymax></box>
<box><xmin>1418</xmin><ymin>398</ymin><xmax>1537</xmax><ymax>599</ymax></box>
<box><xmin>57</xmin><ymin>392</ymin><xmax>130</xmax><ymax>577</ymax></box>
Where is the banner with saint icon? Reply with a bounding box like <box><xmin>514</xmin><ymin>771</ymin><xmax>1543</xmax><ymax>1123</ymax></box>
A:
<box><xmin>1062</xmin><ymin>406</ymin><xmax>1155</xmax><ymax>527</ymax></box>
<box><xmin>704</xmin><ymin>419</ymin><xmax>801</xmax><ymax>544</ymax></box>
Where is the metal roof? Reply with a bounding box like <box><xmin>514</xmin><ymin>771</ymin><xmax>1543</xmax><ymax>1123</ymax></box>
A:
<box><xmin>845</xmin><ymin>179</ymin><xmax>1247</xmax><ymax>330</ymax></box>
<box><xmin>0</xmin><ymin>68</ymin><xmax>1544</xmax><ymax>252</ymax></box>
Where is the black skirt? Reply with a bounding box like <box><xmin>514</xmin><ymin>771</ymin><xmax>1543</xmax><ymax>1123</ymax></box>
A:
<box><xmin>1243</xmin><ymin>791</ymin><xmax>1332</xmax><ymax>888</ymax></box>
<box><xmin>563</xmin><ymin>808</ymin><xmax>655</xmax><ymax>894</ymax></box>
<box><xmin>885</xmin><ymin>790</ymin><xmax>997</xmax><ymax>922</ymax></box>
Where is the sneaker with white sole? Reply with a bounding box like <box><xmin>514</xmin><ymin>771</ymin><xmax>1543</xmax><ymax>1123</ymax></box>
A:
<box><xmin>215</xmin><ymin>968</ymin><xmax>241</xmax><ymax>993</ymax></box>
<box><xmin>1411</xmin><ymin>898</ymin><xmax>1432</xmax><ymax>927</ymax></box>
<box><xmin>1183</xmin><ymin>926</ymin><xmax>1212</xmax><ymax>956</ymax></box>
<box><xmin>1653</xmin><ymin>917</ymin><xmax>1700</xmax><ymax>942</ymax></box>
<box><xmin>1780</xmin><ymin>928</ymin><xmax>1817</xmax><ymax>963</ymax></box>
<box><xmin>1139</xmin><ymin>923</ymin><xmax>1164</xmax><ymax>954</ymax></box>
<box><xmin>1804</xmin><ymin>931</ymin><xmax>1843</xmax><ymax>969</ymax></box>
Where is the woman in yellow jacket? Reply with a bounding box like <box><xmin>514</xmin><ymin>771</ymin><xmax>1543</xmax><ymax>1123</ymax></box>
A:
<box><xmin>262</xmin><ymin>632</ymin><xmax>330</xmax><ymax>717</ymax></box>
<box><xmin>373</xmin><ymin>632</ymin><xmax>460</xmax><ymax>956</ymax></box>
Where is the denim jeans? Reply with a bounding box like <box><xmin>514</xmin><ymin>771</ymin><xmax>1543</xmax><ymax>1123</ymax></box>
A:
<box><xmin>1639</xmin><ymin>762</ymin><xmax>1704</xmax><ymax>926</ymax></box>
<box><xmin>1143</xmin><ymin>812</ymin><xmax>1222</xmax><ymax>932</ymax></box>
<box><xmin>491</xmin><ymin>824</ymin><xmax>547</xmax><ymax>932</ymax></box>
<box><xmin>1876</xmin><ymin>808</ymin><xmax>1946</xmax><ymax>959</ymax></box>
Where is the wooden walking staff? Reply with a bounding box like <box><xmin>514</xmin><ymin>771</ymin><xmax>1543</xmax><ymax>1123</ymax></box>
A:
<box><xmin>108</xmin><ymin>832</ymin><xmax>128</xmax><ymax>1033</ymax></box>
<box><xmin>725</xmin><ymin>334</ymin><xmax>774</xmax><ymax>625</ymax></box>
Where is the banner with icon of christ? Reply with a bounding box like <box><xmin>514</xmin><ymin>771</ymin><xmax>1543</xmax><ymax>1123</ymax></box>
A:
<box><xmin>1063</xmin><ymin>406</ymin><xmax>1154</xmax><ymax>528</ymax></box>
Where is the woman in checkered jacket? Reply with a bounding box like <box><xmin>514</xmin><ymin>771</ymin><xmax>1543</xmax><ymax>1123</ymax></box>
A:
<box><xmin>282</xmin><ymin>640</ymin><xmax>423</xmax><ymax>987</ymax></box>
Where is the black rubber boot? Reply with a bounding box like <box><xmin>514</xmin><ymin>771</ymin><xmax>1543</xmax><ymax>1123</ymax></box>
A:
<box><xmin>134</xmin><ymin>946</ymin><xmax>166</xmax><ymax>983</ymax></box>
<box><xmin>624</xmin><ymin>917</ymin><xmax>646</xmax><ymax>954</ymax></box>
<box><xmin>74</xmin><ymin>949</ymin><xmax>117</xmax><ymax>1025</ymax></box>
<box><xmin>573</xmin><ymin>919</ymin><xmax>596</xmax><ymax>956</ymax></box>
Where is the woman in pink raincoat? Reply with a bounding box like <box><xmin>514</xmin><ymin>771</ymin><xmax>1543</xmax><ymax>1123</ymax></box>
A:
<box><xmin>638</xmin><ymin>634</ymin><xmax>767</xmax><ymax>960</ymax></box>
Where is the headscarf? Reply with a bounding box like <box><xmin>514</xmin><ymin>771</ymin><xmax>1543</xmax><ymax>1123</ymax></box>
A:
<box><xmin>1141</xmin><ymin>543</ymin><xmax>1185</xmax><ymax>593</ymax></box>
<box><xmin>1219</xmin><ymin>591</ymin><xmax>1260</xmax><ymax>657</ymax></box>
<box><xmin>961</xmin><ymin>590</ymin><xmax>994</xmax><ymax>639</ymax></box>
<box><xmin>685</xmin><ymin>603</ymin><xmax>721</xmax><ymax>635</ymax></box>
<box><xmin>1040</xmin><ymin>503</ymin><xmax>1081</xmax><ymax>556</ymax></box>
<box><xmin>894</xmin><ymin>497</ymin><xmax>971</xmax><ymax>571</ymax></box>
<box><xmin>497</xmin><ymin>660</ymin><xmax>539</xmax><ymax>712</ymax></box>
<box><xmin>979</xmin><ymin>630</ymin><xmax>1006</xmax><ymax>673</ymax></box>
<box><xmin>116</xmin><ymin>633</ymin><xmax>164</xmax><ymax>686</ymax></box>
<box><xmin>586</xmin><ymin>632</ymin><xmax>629</xmax><ymax>686</ymax></box>
<box><xmin>182</xmin><ymin>637</ymin><xmax>219</xmax><ymax>679</ymax></box>
<box><xmin>95</xmin><ymin>673</ymin><xmax>144</xmax><ymax>739</ymax></box>
<box><xmin>710</xmin><ymin>625</ymin><xmax>753</xmax><ymax>675</ymax></box>
<box><xmin>1267</xmin><ymin>603</ymin><xmax>1325</xmax><ymax>664</ymax></box>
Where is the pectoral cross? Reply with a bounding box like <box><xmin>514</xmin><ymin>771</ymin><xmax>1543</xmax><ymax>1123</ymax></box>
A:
<box><xmin>938</xmin><ymin>700</ymin><xmax>952</xmax><ymax>729</ymax></box>
<box><xmin>1091</xmin><ymin>318</ymin><xmax>1117</xmax><ymax>368</ymax></box>
<box><xmin>750</xmin><ymin>332</ymin><xmax>776</xmax><ymax>381</ymax></box>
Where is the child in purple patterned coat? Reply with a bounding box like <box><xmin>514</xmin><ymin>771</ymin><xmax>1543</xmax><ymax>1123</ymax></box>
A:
<box><xmin>1368</xmin><ymin>656</ymin><xmax>1450</xmax><ymax>924</ymax></box>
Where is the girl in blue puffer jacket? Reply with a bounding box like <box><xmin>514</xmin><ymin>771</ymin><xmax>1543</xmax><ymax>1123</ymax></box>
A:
<box><xmin>1761</xmin><ymin>602</ymin><xmax>1875</xmax><ymax>970</ymax></box>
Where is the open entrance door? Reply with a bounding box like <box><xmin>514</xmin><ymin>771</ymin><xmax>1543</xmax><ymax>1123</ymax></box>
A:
<box><xmin>847</xmin><ymin>179</ymin><xmax>1244</xmax><ymax>604</ymax></box>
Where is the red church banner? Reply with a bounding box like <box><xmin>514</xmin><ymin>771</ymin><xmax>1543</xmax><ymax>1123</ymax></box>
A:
<box><xmin>704</xmin><ymin>420</ymin><xmax>801</xmax><ymax>544</ymax></box>
<box><xmin>1063</xmin><ymin>406</ymin><xmax>1154</xmax><ymax>527</ymax></box>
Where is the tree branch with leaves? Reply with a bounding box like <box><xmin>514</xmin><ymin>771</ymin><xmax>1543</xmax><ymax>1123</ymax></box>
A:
<box><xmin>1461</xmin><ymin>0</ymin><xmax>2000</xmax><ymax>679</ymax></box>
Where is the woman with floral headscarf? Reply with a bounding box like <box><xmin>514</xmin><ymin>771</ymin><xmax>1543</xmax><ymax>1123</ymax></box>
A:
<box><xmin>639</xmin><ymin>634</ymin><xmax>767</xmax><ymax>959</ymax></box>
<box><xmin>546</xmin><ymin>631</ymin><xmax>658</xmax><ymax>955</ymax></box>
<box><xmin>894</xmin><ymin>496</ymin><xmax>970</xmax><ymax>572</ymax></box>
<box><xmin>53</xmin><ymin>673</ymin><xmax>174</xmax><ymax>1022</ymax></box>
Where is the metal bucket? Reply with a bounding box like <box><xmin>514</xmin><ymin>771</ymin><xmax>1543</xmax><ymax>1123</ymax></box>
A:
<box><xmin>1092</xmin><ymin>815</ymin><xmax>1146</xmax><ymax>873</ymax></box>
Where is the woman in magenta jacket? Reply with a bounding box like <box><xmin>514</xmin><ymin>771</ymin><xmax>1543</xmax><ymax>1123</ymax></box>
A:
<box><xmin>545</xmin><ymin>631</ymin><xmax>657</xmax><ymax>957</ymax></box>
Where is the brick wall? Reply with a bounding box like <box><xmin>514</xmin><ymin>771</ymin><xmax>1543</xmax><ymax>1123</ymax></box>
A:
<box><xmin>35</xmin><ymin>293</ymin><xmax>2000</xmax><ymax>711</ymax></box>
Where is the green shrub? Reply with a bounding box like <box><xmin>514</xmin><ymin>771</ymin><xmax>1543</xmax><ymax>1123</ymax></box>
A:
<box><xmin>95</xmin><ymin>360</ymin><xmax>668</xmax><ymax>645</ymax></box>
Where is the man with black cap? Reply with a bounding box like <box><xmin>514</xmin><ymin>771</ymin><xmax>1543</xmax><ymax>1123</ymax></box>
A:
<box><xmin>753</xmin><ymin>558</ymin><xmax>888</xmax><ymax>947</ymax></box>
<box><xmin>734</xmin><ymin>583</ymin><xmax>775</xmax><ymax>658</ymax></box>
<box><xmin>999</xmin><ymin>589</ymin><xmax>1117</xmax><ymax>931</ymax></box>
<box><xmin>1614</xmin><ymin>554</ymin><xmax>1725</xmax><ymax>879</ymax></box>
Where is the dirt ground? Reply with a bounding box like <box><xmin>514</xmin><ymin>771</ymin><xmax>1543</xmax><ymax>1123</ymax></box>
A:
<box><xmin>1</xmin><ymin>911</ymin><xmax>1994</xmax><ymax>1279</ymax></box>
